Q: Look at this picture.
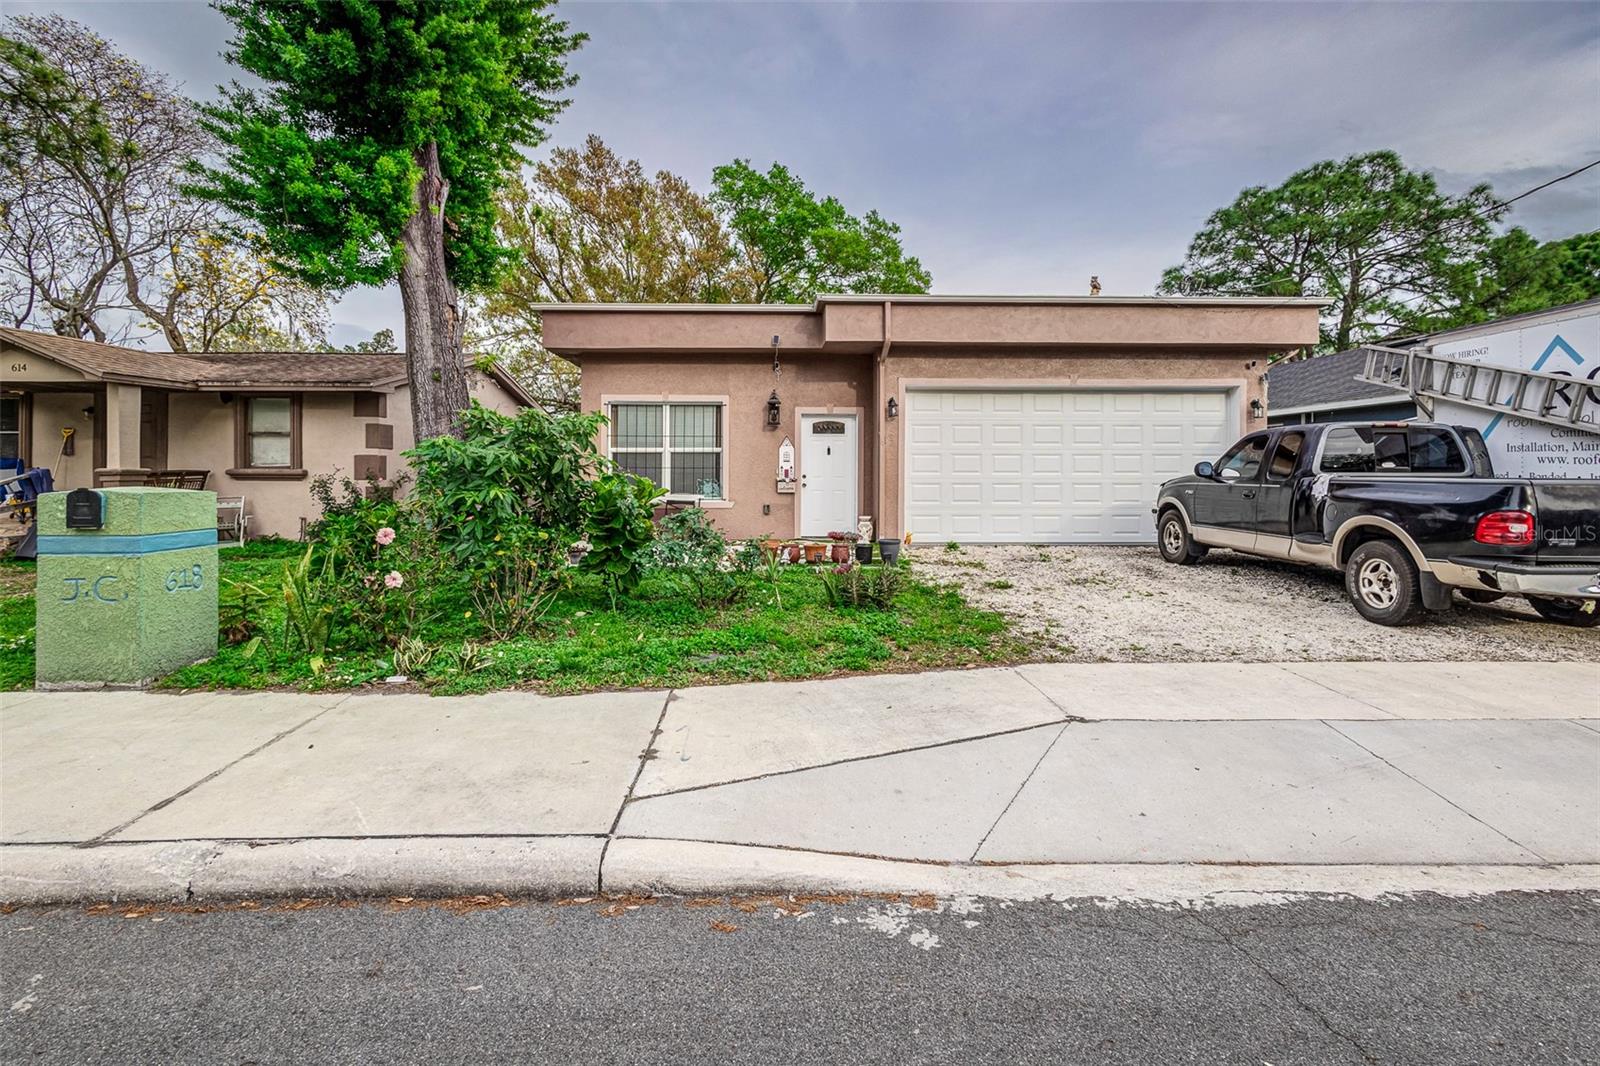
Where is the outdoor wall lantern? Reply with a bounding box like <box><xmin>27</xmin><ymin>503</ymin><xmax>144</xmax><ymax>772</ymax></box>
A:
<box><xmin>766</xmin><ymin>390</ymin><xmax>782</xmax><ymax>427</ymax></box>
<box><xmin>886</xmin><ymin>396</ymin><xmax>899</xmax><ymax>419</ymax></box>
<box><xmin>1249</xmin><ymin>398</ymin><xmax>1265</xmax><ymax>419</ymax></box>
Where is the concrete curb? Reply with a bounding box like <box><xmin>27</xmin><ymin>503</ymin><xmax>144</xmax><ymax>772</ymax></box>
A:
<box><xmin>6</xmin><ymin>836</ymin><xmax>1599</xmax><ymax>906</ymax></box>
<box><xmin>0</xmin><ymin>838</ymin><xmax>603</xmax><ymax>905</ymax></box>
<box><xmin>601</xmin><ymin>838</ymin><xmax>1600</xmax><ymax>903</ymax></box>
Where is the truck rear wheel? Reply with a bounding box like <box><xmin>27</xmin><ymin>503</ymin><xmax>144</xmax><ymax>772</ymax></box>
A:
<box><xmin>1526</xmin><ymin>596</ymin><xmax>1600</xmax><ymax>628</ymax></box>
<box><xmin>1157</xmin><ymin>511</ymin><xmax>1207</xmax><ymax>565</ymax></box>
<box><xmin>1345</xmin><ymin>541</ymin><xmax>1424</xmax><ymax>625</ymax></box>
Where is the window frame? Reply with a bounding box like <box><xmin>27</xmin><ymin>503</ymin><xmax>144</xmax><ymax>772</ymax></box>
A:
<box><xmin>1216</xmin><ymin>431</ymin><xmax>1270</xmax><ymax>483</ymax></box>
<box><xmin>229</xmin><ymin>393</ymin><xmax>306</xmax><ymax>480</ymax></box>
<box><xmin>605</xmin><ymin>399</ymin><xmax>729</xmax><ymax>503</ymax></box>
<box><xmin>0</xmin><ymin>392</ymin><xmax>30</xmax><ymax>467</ymax></box>
<box><xmin>1315</xmin><ymin>424</ymin><xmax>1472</xmax><ymax>477</ymax></box>
<box><xmin>1265</xmin><ymin>430</ymin><xmax>1306</xmax><ymax>482</ymax></box>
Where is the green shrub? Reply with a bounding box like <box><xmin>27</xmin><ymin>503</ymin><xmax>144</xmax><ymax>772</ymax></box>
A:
<box><xmin>306</xmin><ymin>471</ymin><xmax>439</xmax><ymax>646</ymax></box>
<box><xmin>650</xmin><ymin>508</ymin><xmax>746</xmax><ymax>608</ymax></box>
<box><xmin>582</xmin><ymin>472</ymin><xmax>665</xmax><ymax>607</ymax></box>
<box><xmin>408</xmin><ymin>402</ymin><xmax>609</xmax><ymax>634</ymax></box>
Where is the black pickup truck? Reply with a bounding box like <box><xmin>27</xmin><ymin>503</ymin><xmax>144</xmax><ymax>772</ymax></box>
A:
<box><xmin>1153</xmin><ymin>421</ymin><xmax>1600</xmax><ymax>627</ymax></box>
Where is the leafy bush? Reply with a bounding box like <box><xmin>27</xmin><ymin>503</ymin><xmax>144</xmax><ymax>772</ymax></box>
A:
<box><xmin>650</xmin><ymin>508</ymin><xmax>746</xmax><ymax>608</ymax></box>
<box><xmin>818</xmin><ymin>561</ymin><xmax>907</xmax><ymax>610</ymax></box>
<box><xmin>408</xmin><ymin>402</ymin><xmax>608</xmax><ymax>632</ymax></box>
<box><xmin>306</xmin><ymin>471</ymin><xmax>437</xmax><ymax>645</ymax></box>
<box><xmin>582</xmin><ymin>472</ymin><xmax>665</xmax><ymax>607</ymax></box>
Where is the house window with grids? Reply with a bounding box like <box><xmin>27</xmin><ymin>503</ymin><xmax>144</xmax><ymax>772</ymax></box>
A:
<box><xmin>609</xmin><ymin>403</ymin><xmax>724</xmax><ymax>499</ymax></box>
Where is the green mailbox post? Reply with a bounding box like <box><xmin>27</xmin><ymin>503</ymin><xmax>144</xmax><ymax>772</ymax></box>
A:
<box><xmin>36</xmin><ymin>487</ymin><xmax>219</xmax><ymax>688</ymax></box>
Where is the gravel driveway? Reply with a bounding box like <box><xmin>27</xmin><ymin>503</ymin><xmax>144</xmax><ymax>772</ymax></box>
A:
<box><xmin>916</xmin><ymin>544</ymin><xmax>1599</xmax><ymax>663</ymax></box>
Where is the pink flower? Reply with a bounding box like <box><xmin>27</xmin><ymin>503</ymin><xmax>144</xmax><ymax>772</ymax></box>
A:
<box><xmin>374</xmin><ymin>527</ymin><xmax>396</xmax><ymax>546</ymax></box>
<box><xmin>383</xmin><ymin>570</ymin><xmax>404</xmax><ymax>589</ymax></box>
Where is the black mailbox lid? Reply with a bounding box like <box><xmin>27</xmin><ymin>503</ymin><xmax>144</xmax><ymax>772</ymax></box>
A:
<box><xmin>64</xmin><ymin>487</ymin><xmax>105</xmax><ymax>529</ymax></box>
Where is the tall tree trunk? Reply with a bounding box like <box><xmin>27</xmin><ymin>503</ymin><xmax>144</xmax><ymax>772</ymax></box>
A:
<box><xmin>399</xmin><ymin>141</ymin><xmax>471</xmax><ymax>441</ymax></box>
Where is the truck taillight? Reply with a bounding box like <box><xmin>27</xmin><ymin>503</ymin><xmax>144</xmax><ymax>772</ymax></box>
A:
<box><xmin>1474</xmin><ymin>510</ymin><xmax>1536</xmax><ymax>545</ymax></box>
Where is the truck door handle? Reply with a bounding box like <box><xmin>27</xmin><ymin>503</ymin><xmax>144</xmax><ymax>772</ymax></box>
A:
<box><xmin>1241</xmin><ymin>490</ymin><xmax>1255</xmax><ymax>499</ymax></box>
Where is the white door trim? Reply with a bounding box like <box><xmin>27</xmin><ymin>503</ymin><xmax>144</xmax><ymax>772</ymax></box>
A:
<box><xmin>797</xmin><ymin>409</ymin><xmax>860</xmax><ymax>538</ymax></box>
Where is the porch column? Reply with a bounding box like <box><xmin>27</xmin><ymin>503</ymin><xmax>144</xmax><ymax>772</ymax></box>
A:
<box><xmin>95</xmin><ymin>380</ymin><xmax>149</xmax><ymax>487</ymax></box>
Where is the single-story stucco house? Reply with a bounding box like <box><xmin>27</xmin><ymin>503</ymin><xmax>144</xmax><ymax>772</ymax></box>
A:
<box><xmin>1266</xmin><ymin>347</ymin><xmax>1419</xmax><ymax>426</ymax></box>
<box><xmin>0</xmin><ymin>327</ymin><xmax>532</xmax><ymax>539</ymax></box>
<box><xmin>538</xmin><ymin>294</ymin><xmax>1324</xmax><ymax>544</ymax></box>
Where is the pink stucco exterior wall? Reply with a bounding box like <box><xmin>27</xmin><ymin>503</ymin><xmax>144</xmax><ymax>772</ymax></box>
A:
<box><xmin>554</xmin><ymin>298</ymin><xmax>1321</xmax><ymax>542</ymax></box>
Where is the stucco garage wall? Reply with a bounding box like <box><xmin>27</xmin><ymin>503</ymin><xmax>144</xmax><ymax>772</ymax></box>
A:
<box><xmin>580</xmin><ymin>354</ymin><xmax>872</xmax><ymax>540</ymax></box>
<box><xmin>878</xmin><ymin>347</ymin><xmax>1265</xmax><ymax>537</ymax></box>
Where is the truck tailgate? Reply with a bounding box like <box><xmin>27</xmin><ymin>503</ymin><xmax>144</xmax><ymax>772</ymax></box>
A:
<box><xmin>1534</xmin><ymin>482</ymin><xmax>1600</xmax><ymax>563</ymax></box>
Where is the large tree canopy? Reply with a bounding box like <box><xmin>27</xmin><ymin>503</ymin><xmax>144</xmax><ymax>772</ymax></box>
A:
<box><xmin>1159</xmin><ymin>150</ymin><xmax>1503</xmax><ymax>351</ymax></box>
<box><xmin>473</xmin><ymin>135</ymin><xmax>752</xmax><ymax>410</ymax></box>
<box><xmin>476</xmin><ymin>137</ymin><xmax>935</xmax><ymax>409</ymax></box>
<box><xmin>194</xmin><ymin>0</ymin><xmax>584</xmax><ymax>438</ymax></box>
<box><xmin>0</xmin><ymin>13</ymin><xmax>328</xmax><ymax>349</ymax></box>
<box><xmin>711</xmin><ymin>159</ymin><xmax>931</xmax><ymax>303</ymax></box>
<box><xmin>1417</xmin><ymin>228</ymin><xmax>1600</xmax><ymax>332</ymax></box>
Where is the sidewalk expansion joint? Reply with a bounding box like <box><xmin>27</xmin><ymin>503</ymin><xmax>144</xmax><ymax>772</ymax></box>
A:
<box><xmin>74</xmin><ymin>696</ymin><xmax>351</xmax><ymax>849</ymax></box>
<box><xmin>1276</xmin><ymin>663</ymin><xmax>1397</xmax><ymax>718</ymax></box>
<box><xmin>628</xmin><ymin>717</ymin><xmax>1073</xmax><ymax>803</ymax></box>
<box><xmin>599</xmin><ymin>689</ymin><xmax>676</xmax><ymax>892</ymax></box>
<box><xmin>1011</xmin><ymin>667</ymin><xmax>1090</xmax><ymax>723</ymax></box>
<box><xmin>1320</xmin><ymin>720</ymin><xmax>1552</xmax><ymax>864</ymax></box>
<box><xmin>968</xmin><ymin>720</ymin><xmax>1071</xmax><ymax>863</ymax></box>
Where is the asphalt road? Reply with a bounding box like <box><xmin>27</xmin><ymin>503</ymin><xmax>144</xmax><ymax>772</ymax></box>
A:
<box><xmin>3</xmin><ymin>891</ymin><xmax>1596</xmax><ymax>1065</ymax></box>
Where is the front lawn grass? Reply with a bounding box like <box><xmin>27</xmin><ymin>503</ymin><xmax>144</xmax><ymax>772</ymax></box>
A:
<box><xmin>159</xmin><ymin>560</ymin><xmax>1027</xmax><ymax>695</ymax></box>
<box><xmin>0</xmin><ymin>540</ymin><xmax>1026</xmax><ymax>694</ymax></box>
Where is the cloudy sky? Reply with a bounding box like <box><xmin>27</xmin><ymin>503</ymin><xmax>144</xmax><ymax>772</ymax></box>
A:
<box><xmin>14</xmin><ymin>0</ymin><xmax>1600</xmax><ymax>346</ymax></box>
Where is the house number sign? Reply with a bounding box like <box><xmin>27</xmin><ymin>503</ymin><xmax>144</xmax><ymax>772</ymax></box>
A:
<box><xmin>166</xmin><ymin>564</ymin><xmax>205</xmax><ymax>593</ymax></box>
<box><xmin>61</xmin><ymin>576</ymin><xmax>125</xmax><ymax>604</ymax></box>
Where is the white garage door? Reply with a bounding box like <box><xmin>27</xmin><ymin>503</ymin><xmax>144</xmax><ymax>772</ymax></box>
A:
<box><xmin>904</xmin><ymin>389</ymin><xmax>1234</xmax><ymax>543</ymax></box>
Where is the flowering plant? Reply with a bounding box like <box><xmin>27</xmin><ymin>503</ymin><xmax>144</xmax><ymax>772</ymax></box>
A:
<box><xmin>826</xmin><ymin>530</ymin><xmax>860</xmax><ymax>543</ymax></box>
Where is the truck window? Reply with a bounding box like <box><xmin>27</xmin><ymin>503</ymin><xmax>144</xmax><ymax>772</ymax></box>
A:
<box><xmin>1217</xmin><ymin>433</ymin><xmax>1268</xmax><ymax>480</ymax></box>
<box><xmin>1266</xmin><ymin>431</ymin><xmax>1305</xmax><ymax>481</ymax></box>
<box><xmin>1320</xmin><ymin>427</ymin><xmax>1375</xmax><ymax>473</ymax></box>
<box><xmin>1407</xmin><ymin>427</ymin><xmax>1466</xmax><ymax>473</ymax></box>
<box><xmin>1373</xmin><ymin>431</ymin><xmax>1408</xmax><ymax>470</ymax></box>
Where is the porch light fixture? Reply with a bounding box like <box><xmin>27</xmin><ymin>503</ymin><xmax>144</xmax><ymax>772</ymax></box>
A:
<box><xmin>766</xmin><ymin>390</ymin><xmax>782</xmax><ymax>427</ymax></box>
<box><xmin>886</xmin><ymin>396</ymin><xmax>899</xmax><ymax>419</ymax></box>
<box><xmin>1249</xmin><ymin>398</ymin><xmax>1265</xmax><ymax>419</ymax></box>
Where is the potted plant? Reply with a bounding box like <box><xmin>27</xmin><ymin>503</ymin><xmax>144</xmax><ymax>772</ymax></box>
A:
<box><xmin>854</xmin><ymin>538</ymin><xmax>873</xmax><ymax>564</ymax></box>
<box><xmin>803</xmin><ymin>541</ymin><xmax>828</xmax><ymax>564</ymax></box>
<box><xmin>827</xmin><ymin>530</ymin><xmax>858</xmax><ymax>563</ymax></box>
<box><xmin>780</xmin><ymin>543</ymin><xmax>803</xmax><ymax>564</ymax></box>
<box><xmin>877</xmin><ymin>536</ymin><xmax>901</xmax><ymax>564</ymax></box>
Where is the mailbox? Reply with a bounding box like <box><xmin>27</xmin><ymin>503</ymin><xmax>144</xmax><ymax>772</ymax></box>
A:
<box><xmin>65</xmin><ymin>488</ymin><xmax>104</xmax><ymax>530</ymax></box>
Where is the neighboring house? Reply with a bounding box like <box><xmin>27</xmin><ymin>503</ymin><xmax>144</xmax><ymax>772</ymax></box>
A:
<box><xmin>538</xmin><ymin>294</ymin><xmax>1323</xmax><ymax>544</ymax></box>
<box><xmin>1266</xmin><ymin>348</ymin><xmax>1418</xmax><ymax>426</ymax></box>
<box><xmin>0</xmin><ymin>328</ymin><xmax>532</xmax><ymax>538</ymax></box>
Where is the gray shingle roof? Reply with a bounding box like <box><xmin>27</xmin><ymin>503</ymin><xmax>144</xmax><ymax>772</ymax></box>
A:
<box><xmin>1266</xmin><ymin>348</ymin><xmax>1404</xmax><ymax>412</ymax></box>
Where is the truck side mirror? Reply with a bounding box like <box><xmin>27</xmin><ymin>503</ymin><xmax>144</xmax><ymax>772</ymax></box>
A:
<box><xmin>1193</xmin><ymin>461</ymin><xmax>1215</xmax><ymax>479</ymax></box>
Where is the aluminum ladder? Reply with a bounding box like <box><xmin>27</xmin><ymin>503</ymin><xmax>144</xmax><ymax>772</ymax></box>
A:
<box><xmin>1358</xmin><ymin>344</ymin><xmax>1596</xmax><ymax>431</ymax></box>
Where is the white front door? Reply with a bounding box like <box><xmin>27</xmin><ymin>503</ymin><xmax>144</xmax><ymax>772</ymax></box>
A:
<box><xmin>800</xmin><ymin>412</ymin><xmax>859</xmax><ymax>537</ymax></box>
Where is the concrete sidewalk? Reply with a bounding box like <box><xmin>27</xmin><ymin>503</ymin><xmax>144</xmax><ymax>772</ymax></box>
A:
<box><xmin>2</xmin><ymin>661</ymin><xmax>1597</xmax><ymax>903</ymax></box>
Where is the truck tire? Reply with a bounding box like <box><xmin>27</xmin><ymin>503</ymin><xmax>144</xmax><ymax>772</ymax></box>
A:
<box><xmin>1157</xmin><ymin>511</ymin><xmax>1207</xmax><ymax>565</ymax></box>
<box><xmin>1526</xmin><ymin>596</ymin><xmax>1600</xmax><ymax>628</ymax></box>
<box><xmin>1345</xmin><ymin>540</ymin><xmax>1424</xmax><ymax>625</ymax></box>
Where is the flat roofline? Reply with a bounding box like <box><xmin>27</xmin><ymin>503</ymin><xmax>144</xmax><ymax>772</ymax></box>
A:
<box><xmin>531</xmin><ymin>293</ymin><xmax>1333</xmax><ymax>313</ymax></box>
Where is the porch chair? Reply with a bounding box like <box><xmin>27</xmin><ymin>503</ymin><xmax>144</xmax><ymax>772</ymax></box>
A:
<box><xmin>145</xmin><ymin>469</ymin><xmax>211</xmax><ymax>490</ymax></box>
<box><xmin>216</xmin><ymin>495</ymin><xmax>249</xmax><ymax>543</ymax></box>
